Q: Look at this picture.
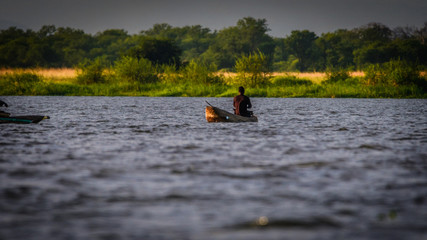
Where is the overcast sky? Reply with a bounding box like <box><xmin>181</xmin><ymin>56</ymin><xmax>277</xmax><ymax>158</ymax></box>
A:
<box><xmin>0</xmin><ymin>0</ymin><xmax>426</xmax><ymax>37</ymax></box>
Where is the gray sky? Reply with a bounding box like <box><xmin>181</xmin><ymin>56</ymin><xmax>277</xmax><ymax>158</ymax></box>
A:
<box><xmin>0</xmin><ymin>0</ymin><xmax>426</xmax><ymax>37</ymax></box>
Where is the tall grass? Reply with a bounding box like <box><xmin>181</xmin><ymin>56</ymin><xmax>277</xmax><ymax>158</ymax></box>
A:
<box><xmin>76</xmin><ymin>58</ymin><xmax>109</xmax><ymax>85</ymax></box>
<box><xmin>0</xmin><ymin>73</ymin><xmax>45</xmax><ymax>95</ymax></box>
<box><xmin>180</xmin><ymin>60</ymin><xmax>220</xmax><ymax>85</ymax></box>
<box><xmin>234</xmin><ymin>50</ymin><xmax>270</xmax><ymax>87</ymax></box>
<box><xmin>1</xmin><ymin>65</ymin><xmax>426</xmax><ymax>98</ymax></box>
<box><xmin>114</xmin><ymin>56</ymin><xmax>159</xmax><ymax>85</ymax></box>
<box><xmin>363</xmin><ymin>59</ymin><xmax>424</xmax><ymax>86</ymax></box>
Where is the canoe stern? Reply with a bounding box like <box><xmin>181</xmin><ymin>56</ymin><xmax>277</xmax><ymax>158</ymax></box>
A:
<box><xmin>206</xmin><ymin>106</ymin><xmax>228</xmax><ymax>122</ymax></box>
<box><xmin>205</xmin><ymin>106</ymin><xmax>257</xmax><ymax>123</ymax></box>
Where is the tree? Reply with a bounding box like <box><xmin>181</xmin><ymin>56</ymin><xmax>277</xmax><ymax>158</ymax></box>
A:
<box><xmin>285</xmin><ymin>30</ymin><xmax>319</xmax><ymax>71</ymax></box>
<box><xmin>128</xmin><ymin>37</ymin><xmax>181</xmax><ymax>65</ymax></box>
<box><xmin>0</xmin><ymin>28</ymin><xmax>31</xmax><ymax>67</ymax></box>
<box><xmin>354</xmin><ymin>38</ymin><xmax>427</xmax><ymax>68</ymax></box>
<box><xmin>142</xmin><ymin>23</ymin><xmax>176</xmax><ymax>39</ymax></box>
<box><xmin>356</xmin><ymin>22</ymin><xmax>392</xmax><ymax>44</ymax></box>
<box><xmin>414</xmin><ymin>22</ymin><xmax>427</xmax><ymax>45</ymax></box>
<box><xmin>51</xmin><ymin>27</ymin><xmax>94</xmax><ymax>67</ymax></box>
<box><xmin>236</xmin><ymin>17</ymin><xmax>275</xmax><ymax>54</ymax></box>
<box><xmin>202</xmin><ymin>17</ymin><xmax>275</xmax><ymax>69</ymax></box>
<box><xmin>91</xmin><ymin>29</ymin><xmax>129</xmax><ymax>63</ymax></box>
<box><xmin>316</xmin><ymin>29</ymin><xmax>360</xmax><ymax>70</ymax></box>
<box><xmin>142</xmin><ymin>24</ymin><xmax>215</xmax><ymax>63</ymax></box>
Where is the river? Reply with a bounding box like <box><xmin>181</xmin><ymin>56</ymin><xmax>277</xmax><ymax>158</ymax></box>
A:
<box><xmin>0</xmin><ymin>96</ymin><xmax>426</xmax><ymax>240</ymax></box>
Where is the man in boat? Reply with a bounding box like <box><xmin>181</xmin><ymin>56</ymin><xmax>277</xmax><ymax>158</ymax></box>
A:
<box><xmin>233</xmin><ymin>86</ymin><xmax>253</xmax><ymax>117</ymax></box>
<box><xmin>0</xmin><ymin>99</ymin><xmax>10</xmax><ymax>117</ymax></box>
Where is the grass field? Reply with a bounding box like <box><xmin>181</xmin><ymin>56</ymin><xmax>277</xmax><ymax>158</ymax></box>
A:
<box><xmin>0</xmin><ymin>68</ymin><xmax>425</xmax><ymax>98</ymax></box>
<box><xmin>1</xmin><ymin>69</ymin><xmax>337</xmax><ymax>83</ymax></box>
<box><xmin>0</xmin><ymin>68</ymin><xmax>76</xmax><ymax>78</ymax></box>
<box><xmin>0</xmin><ymin>68</ymin><xmax>76</xmax><ymax>84</ymax></box>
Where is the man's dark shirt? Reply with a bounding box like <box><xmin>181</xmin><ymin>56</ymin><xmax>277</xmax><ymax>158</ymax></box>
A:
<box><xmin>233</xmin><ymin>94</ymin><xmax>252</xmax><ymax>117</ymax></box>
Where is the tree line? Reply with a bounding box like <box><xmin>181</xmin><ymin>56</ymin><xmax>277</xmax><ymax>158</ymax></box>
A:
<box><xmin>0</xmin><ymin>17</ymin><xmax>426</xmax><ymax>71</ymax></box>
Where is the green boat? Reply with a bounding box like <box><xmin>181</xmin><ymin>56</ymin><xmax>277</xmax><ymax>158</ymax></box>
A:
<box><xmin>0</xmin><ymin>115</ymin><xmax>50</xmax><ymax>124</ymax></box>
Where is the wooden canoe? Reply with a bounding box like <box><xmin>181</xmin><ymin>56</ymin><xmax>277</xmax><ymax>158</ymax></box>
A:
<box><xmin>205</xmin><ymin>106</ymin><xmax>258</xmax><ymax>123</ymax></box>
<box><xmin>0</xmin><ymin>115</ymin><xmax>50</xmax><ymax>124</ymax></box>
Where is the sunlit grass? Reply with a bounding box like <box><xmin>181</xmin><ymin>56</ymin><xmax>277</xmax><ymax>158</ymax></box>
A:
<box><xmin>0</xmin><ymin>68</ymin><xmax>76</xmax><ymax>84</ymax></box>
<box><xmin>0</xmin><ymin>68</ymin><xmax>366</xmax><ymax>85</ymax></box>
<box><xmin>0</xmin><ymin>68</ymin><xmax>425</xmax><ymax>98</ymax></box>
<box><xmin>0</xmin><ymin>68</ymin><xmax>76</xmax><ymax>78</ymax></box>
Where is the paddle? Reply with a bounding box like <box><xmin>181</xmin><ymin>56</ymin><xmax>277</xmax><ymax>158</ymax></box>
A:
<box><xmin>205</xmin><ymin>101</ymin><xmax>214</xmax><ymax>107</ymax></box>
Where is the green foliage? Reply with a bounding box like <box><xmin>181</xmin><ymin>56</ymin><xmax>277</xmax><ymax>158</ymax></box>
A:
<box><xmin>363</xmin><ymin>59</ymin><xmax>424</xmax><ymax>87</ymax></box>
<box><xmin>201</xmin><ymin>17</ymin><xmax>275</xmax><ymax>69</ymax></box>
<box><xmin>159</xmin><ymin>64</ymin><xmax>180</xmax><ymax>84</ymax></box>
<box><xmin>284</xmin><ymin>30</ymin><xmax>320</xmax><ymax>71</ymax></box>
<box><xmin>158</xmin><ymin>60</ymin><xmax>221</xmax><ymax>85</ymax></box>
<box><xmin>127</xmin><ymin>37</ymin><xmax>181</xmax><ymax>65</ymax></box>
<box><xmin>272</xmin><ymin>55</ymin><xmax>299</xmax><ymax>72</ymax></box>
<box><xmin>317</xmin><ymin>29</ymin><xmax>360</xmax><ymax>69</ymax></box>
<box><xmin>143</xmin><ymin>24</ymin><xmax>215</xmax><ymax>63</ymax></box>
<box><xmin>114</xmin><ymin>56</ymin><xmax>158</xmax><ymax>85</ymax></box>
<box><xmin>271</xmin><ymin>76</ymin><xmax>312</xmax><ymax>86</ymax></box>
<box><xmin>235</xmin><ymin>50</ymin><xmax>270</xmax><ymax>87</ymax></box>
<box><xmin>76</xmin><ymin>57</ymin><xmax>108</xmax><ymax>84</ymax></box>
<box><xmin>1</xmin><ymin>70</ymin><xmax>425</xmax><ymax>98</ymax></box>
<box><xmin>180</xmin><ymin>60</ymin><xmax>220</xmax><ymax>85</ymax></box>
<box><xmin>356</xmin><ymin>22</ymin><xmax>392</xmax><ymax>44</ymax></box>
<box><xmin>0</xmin><ymin>20</ymin><xmax>426</xmax><ymax>71</ymax></box>
<box><xmin>324</xmin><ymin>68</ymin><xmax>351</xmax><ymax>84</ymax></box>
<box><xmin>90</xmin><ymin>29</ymin><xmax>130</xmax><ymax>63</ymax></box>
<box><xmin>0</xmin><ymin>73</ymin><xmax>43</xmax><ymax>95</ymax></box>
<box><xmin>353</xmin><ymin>42</ymin><xmax>396</xmax><ymax>68</ymax></box>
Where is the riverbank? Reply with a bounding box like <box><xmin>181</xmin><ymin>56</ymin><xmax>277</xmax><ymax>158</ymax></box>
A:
<box><xmin>0</xmin><ymin>68</ymin><xmax>426</xmax><ymax>98</ymax></box>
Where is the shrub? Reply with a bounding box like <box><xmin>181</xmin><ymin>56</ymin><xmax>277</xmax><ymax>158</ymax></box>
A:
<box><xmin>272</xmin><ymin>55</ymin><xmax>299</xmax><ymax>72</ymax></box>
<box><xmin>363</xmin><ymin>63</ymin><xmax>387</xmax><ymax>85</ymax></box>
<box><xmin>324</xmin><ymin>68</ymin><xmax>351</xmax><ymax>84</ymax></box>
<box><xmin>383</xmin><ymin>59</ymin><xmax>423</xmax><ymax>86</ymax></box>
<box><xmin>114</xmin><ymin>56</ymin><xmax>158</xmax><ymax>84</ymax></box>
<box><xmin>0</xmin><ymin>72</ymin><xmax>43</xmax><ymax>95</ymax></box>
<box><xmin>272</xmin><ymin>76</ymin><xmax>312</xmax><ymax>86</ymax></box>
<box><xmin>159</xmin><ymin>64</ymin><xmax>180</xmax><ymax>84</ymax></box>
<box><xmin>76</xmin><ymin>57</ymin><xmax>108</xmax><ymax>84</ymax></box>
<box><xmin>235</xmin><ymin>50</ymin><xmax>270</xmax><ymax>87</ymax></box>
<box><xmin>363</xmin><ymin>59</ymin><xmax>424</xmax><ymax>87</ymax></box>
<box><xmin>180</xmin><ymin>60</ymin><xmax>220</xmax><ymax>85</ymax></box>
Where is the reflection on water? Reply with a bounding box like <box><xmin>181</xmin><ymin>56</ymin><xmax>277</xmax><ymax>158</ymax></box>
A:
<box><xmin>0</xmin><ymin>96</ymin><xmax>426</xmax><ymax>240</ymax></box>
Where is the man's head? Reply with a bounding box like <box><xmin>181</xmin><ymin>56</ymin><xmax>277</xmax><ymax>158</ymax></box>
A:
<box><xmin>238</xmin><ymin>86</ymin><xmax>245</xmax><ymax>95</ymax></box>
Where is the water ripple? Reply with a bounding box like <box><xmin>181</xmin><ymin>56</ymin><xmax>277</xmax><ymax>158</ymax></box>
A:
<box><xmin>0</xmin><ymin>96</ymin><xmax>426</xmax><ymax>240</ymax></box>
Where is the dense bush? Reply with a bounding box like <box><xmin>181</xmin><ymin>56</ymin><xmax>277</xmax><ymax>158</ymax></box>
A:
<box><xmin>180</xmin><ymin>60</ymin><xmax>220</xmax><ymax>85</ymax></box>
<box><xmin>0</xmin><ymin>72</ymin><xmax>43</xmax><ymax>95</ymax></box>
<box><xmin>383</xmin><ymin>59</ymin><xmax>423</xmax><ymax>86</ymax></box>
<box><xmin>159</xmin><ymin>64</ymin><xmax>180</xmax><ymax>84</ymax></box>
<box><xmin>235</xmin><ymin>50</ymin><xmax>270</xmax><ymax>87</ymax></box>
<box><xmin>127</xmin><ymin>37</ymin><xmax>181</xmax><ymax>66</ymax></box>
<box><xmin>323</xmin><ymin>68</ymin><xmax>351</xmax><ymax>84</ymax></box>
<box><xmin>271</xmin><ymin>76</ymin><xmax>312</xmax><ymax>86</ymax></box>
<box><xmin>114</xmin><ymin>56</ymin><xmax>158</xmax><ymax>84</ymax></box>
<box><xmin>363</xmin><ymin>59</ymin><xmax>424</xmax><ymax>86</ymax></box>
<box><xmin>76</xmin><ymin>58</ymin><xmax>108</xmax><ymax>84</ymax></box>
<box><xmin>1</xmin><ymin>20</ymin><xmax>426</xmax><ymax>71</ymax></box>
<box><xmin>272</xmin><ymin>56</ymin><xmax>299</xmax><ymax>72</ymax></box>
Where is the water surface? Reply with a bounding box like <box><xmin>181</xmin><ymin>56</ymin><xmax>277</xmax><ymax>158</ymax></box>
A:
<box><xmin>1</xmin><ymin>97</ymin><xmax>426</xmax><ymax>240</ymax></box>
